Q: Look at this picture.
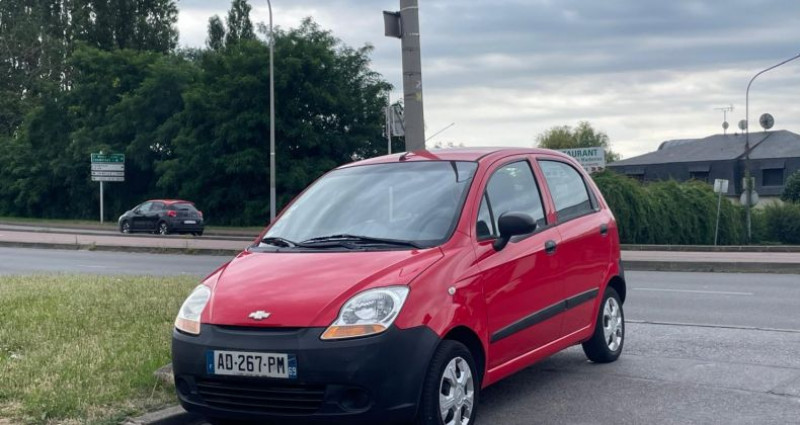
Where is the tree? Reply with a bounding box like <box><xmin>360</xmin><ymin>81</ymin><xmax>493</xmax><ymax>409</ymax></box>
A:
<box><xmin>536</xmin><ymin>121</ymin><xmax>621</xmax><ymax>163</ymax></box>
<box><xmin>207</xmin><ymin>16</ymin><xmax>226</xmax><ymax>51</ymax></box>
<box><xmin>782</xmin><ymin>170</ymin><xmax>800</xmax><ymax>204</ymax></box>
<box><xmin>225</xmin><ymin>0</ymin><xmax>255</xmax><ymax>47</ymax></box>
<box><xmin>156</xmin><ymin>19</ymin><xmax>391</xmax><ymax>224</ymax></box>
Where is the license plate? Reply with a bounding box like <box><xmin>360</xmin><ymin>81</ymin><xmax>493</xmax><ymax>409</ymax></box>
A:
<box><xmin>184</xmin><ymin>220</ymin><xmax>197</xmax><ymax>224</ymax></box>
<box><xmin>207</xmin><ymin>350</ymin><xmax>297</xmax><ymax>379</ymax></box>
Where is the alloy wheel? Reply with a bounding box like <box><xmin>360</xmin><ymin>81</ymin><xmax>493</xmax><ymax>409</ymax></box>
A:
<box><xmin>439</xmin><ymin>356</ymin><xmax>475</xmax><ymax>425</ymax></box>
<box><xmin>602</xmin><ymin>297</ymin><xmax>623</xmax><ymax>351</ymax></box>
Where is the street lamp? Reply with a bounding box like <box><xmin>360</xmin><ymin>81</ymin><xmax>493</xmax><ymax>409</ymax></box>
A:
<box><xmin>267</xmin><ymin>0</ymin><xmax>276</xmax><ymax>222</ymax></box>
<box><xmin>744</xmin><ymin>52</ymin><xmax>800</xmax><ymax>242</ymax></box>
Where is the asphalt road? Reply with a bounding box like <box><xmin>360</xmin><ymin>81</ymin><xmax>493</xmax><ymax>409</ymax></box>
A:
<box><xmin>2</xmin><ymin>248</ymin><xmax>799</xmax><ymax>424</ymax></box>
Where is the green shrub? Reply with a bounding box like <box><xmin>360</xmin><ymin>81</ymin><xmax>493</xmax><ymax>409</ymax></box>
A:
<box><xmin>762</xmin><ymin>203</ymin><xmax>800</xmax><ymax>244</ymax></box>
<box><xmin>592</xmin><ymin>170</ymin><xmax>746</xmax><ymax>245</ymax></box>
<box><xmin>782</xmin><ymin>170</ymin><xmax>800</xmax><ymax>204</ymax></box>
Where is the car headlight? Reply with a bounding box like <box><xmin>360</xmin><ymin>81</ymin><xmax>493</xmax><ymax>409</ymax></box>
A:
<box><xmin>321</xmin><ymin>286</ymin><xmax>410</xmax><ymax>340</ymax></box>
<box><xmin>174</xmin><ymin>285</ymin><xmax>211</xmax><ymax>335</ymax></box>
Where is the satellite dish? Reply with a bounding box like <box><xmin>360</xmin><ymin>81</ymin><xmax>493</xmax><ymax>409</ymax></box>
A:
<box><xmin>722</xmin><ymin>121</ymin><xmax>729</xmax><ymax>131</ymax></box>
<box><xmin>759</xmin><ymin>113</ymin><xmax>775</xmax><ymax>130</ymax></box>
<box><xmin>738</xmin><ymin>119</ymin><xmax>748</xmax><ymax>131</ymax></box>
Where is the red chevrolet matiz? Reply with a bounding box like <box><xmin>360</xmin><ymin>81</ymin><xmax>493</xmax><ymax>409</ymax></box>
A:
<box><xmin>172</xmin><ymin>148</ymin><xmax>625</xmax><ymax>425</ymax></box>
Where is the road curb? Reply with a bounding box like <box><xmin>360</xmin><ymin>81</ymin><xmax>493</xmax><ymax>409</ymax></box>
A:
<box><xmin>123</xmin><ymin>406</ymin><xmax>203</xmax><ymax>425</ymax></box>
<box><xmin>622</xmin><ymin>244</ymin><xmax>800</xmax><ymax>252</ymax></box>
<box><xmin>623</xmin><ymin>260</ymin><xmax>800</xmax><ymax>274</ymax></box>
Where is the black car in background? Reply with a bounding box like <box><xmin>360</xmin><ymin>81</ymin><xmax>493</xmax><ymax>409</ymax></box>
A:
<box><xmin>118</xmin><ymin>199</ymin><xmax>204</xmax><ymax>236</ymax></box>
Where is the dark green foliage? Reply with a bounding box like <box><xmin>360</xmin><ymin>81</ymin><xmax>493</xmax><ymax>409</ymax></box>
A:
<box><xmin>207</xmin><ymin>16</ymin><xmax>226</xmax><ymax>51</ymax></box>
<box><xmin>592</xmin><ymin>171</ymin><xmax>745</xmax><ymax>245</ymax></box>
<box><xmin>781</xmin><ymin>170</ymin><xmax>800</xmax><ymax>204</ymax></box>
<box><xmin>225</xmin><ymin>0</ymin><xmax>256</xmax><ymax>46</ymax></box>
<box><xmin>761</xmin><ymin>203</ymin><xmax>800</xmax><ymax>244</ymax></box>
<box><xmin>158</xmin><ymin>19</ymin><xmax>391</xmax><ymax>224</ymax></box>
<box><xmin>0</xmin><ymin>8</ymin><xmax>392</xmax><ymax>225</ymax></box>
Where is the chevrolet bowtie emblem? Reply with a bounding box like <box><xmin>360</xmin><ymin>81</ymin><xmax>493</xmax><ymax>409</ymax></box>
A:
<box><xmin>248</xmin><ymin>311</ymin><xmax>271</xmax><ymax>320</ymax></box>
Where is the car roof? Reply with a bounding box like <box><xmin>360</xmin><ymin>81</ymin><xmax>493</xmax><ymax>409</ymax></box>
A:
<box><xmin>147</xmin><ymin>199</ymin><xmax>194</xmax><ymax>205</ymax></box>
<box><xmin>339</xmin><ymin>147</ymin><xmax>573</xmax><ymax>168</ymax></box>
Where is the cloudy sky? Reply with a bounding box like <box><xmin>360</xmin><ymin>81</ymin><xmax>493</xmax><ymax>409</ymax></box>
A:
<box><xmin>177</xmin><ymin>0</ymin><xmax>800</xmax><ymax>158</ymax></box>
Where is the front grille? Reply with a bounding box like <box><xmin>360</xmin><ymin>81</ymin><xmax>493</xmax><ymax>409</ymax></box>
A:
<box><xmin>196</xmin><ymin>378</ymin><xmax>326</xmax><ymax>415</ymax></box>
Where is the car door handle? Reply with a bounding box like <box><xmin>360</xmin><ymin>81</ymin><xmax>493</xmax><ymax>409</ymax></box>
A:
<box><xmin>544</xmin><ymin>240</ymin><xmax>557</xmax><ymax>255</ymax></box>
<box><xmin>600</xmin><ymin>224</ymin><xmax>608</xmax><ymax>237</ymax></box>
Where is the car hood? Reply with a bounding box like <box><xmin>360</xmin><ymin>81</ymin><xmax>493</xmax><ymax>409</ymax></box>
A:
<box><xmin>202</xmin><ymin>248</ymin><xmax>444</xmax><ymax>328</ymax></box>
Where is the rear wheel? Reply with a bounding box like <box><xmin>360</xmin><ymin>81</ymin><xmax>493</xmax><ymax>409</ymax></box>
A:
<box><xmin>417</xmin><ymin>340</ymin><xmax>479</xmax><ymax>425</ymax></box>
<box><xmin>582</xmin><ymin>287</ymin><xmax>625</xmax><ymax>363</ymax></box>
<box><xmin>158</xmin><ymin>221</ymin><xmax>169</xmax><ymax>236</ymax></box>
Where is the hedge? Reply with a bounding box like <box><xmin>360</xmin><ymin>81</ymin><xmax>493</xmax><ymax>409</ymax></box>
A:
<box><xmin>592</xmin><ymin>171</ymin><xmax>745</xmax><ymax>245</ymax></box>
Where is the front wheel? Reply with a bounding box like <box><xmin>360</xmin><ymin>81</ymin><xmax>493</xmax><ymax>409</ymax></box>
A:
<box><xmin>582</xmin><ymin>287</ymin><xmax>625</xmax><ymax>363</ymax></box>
<box><xmin>158</xmin><ymin>221</ymin><xmax>169</xmax><ymax>235</ymax></box>
<box><xmin>417</xmin><ymin>340</ymin><xmax>479</xmax><ymax>425</ymax></box>
<box><xmin>120</xmin><ymin>221</ymin><xmax>131</xmax><ymax>234</ymax></box>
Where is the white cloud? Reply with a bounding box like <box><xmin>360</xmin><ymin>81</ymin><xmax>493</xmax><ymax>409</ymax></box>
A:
<box><xmin>176</xmin><ymin>0</ymin><xmax>800</xmax><ymax>158</ymax></box>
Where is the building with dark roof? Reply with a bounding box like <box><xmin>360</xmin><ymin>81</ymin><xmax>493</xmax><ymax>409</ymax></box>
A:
<box><xmin>608</xmin><ymin>130</ymin><xmax>800</xmax><ymax>201</ymax></box>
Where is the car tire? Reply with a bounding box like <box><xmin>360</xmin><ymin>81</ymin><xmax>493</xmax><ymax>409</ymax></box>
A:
<box><xmin>193</xmin><ymin>231</ymin><xmax>203</xmax><ymax>237</ymax></box>
<box><xmin>120</xmin><ymin>221</ymin><xmax>131</xmax><ymax>234</ymax></box>
<box><xmin>417</xmin><ymin>340</ymin><xmax>479</xmax><ymax>425</ymax></box>
<box><xmin>582</xmin><ymin>287</ymin><xmax>625</xmax><ymax>363</ymax></box>
<box><xmin>158</xmin><ymin>221</ymin><xmax>169</xmax><ymax>236</ymax></box>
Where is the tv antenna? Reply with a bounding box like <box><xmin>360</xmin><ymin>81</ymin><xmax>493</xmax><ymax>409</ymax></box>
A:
<box><xmin>714</xmin><ymin>104</ymin><xmax>734</xmax><ymax>134</ymax></box>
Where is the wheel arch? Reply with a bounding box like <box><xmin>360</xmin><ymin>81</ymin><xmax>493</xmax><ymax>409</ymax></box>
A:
<box><xmin>608</xmin><ymin>275</ymin><xmax>626</xmax><ymax>304</ymax></box>
<box><xmin>442</xmin><ymin>326</ymin><xmax>486</xmax><ymax>386</ymax></box>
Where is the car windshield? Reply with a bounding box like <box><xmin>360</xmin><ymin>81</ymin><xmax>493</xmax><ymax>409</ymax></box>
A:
<box><xmin>263</xmin><ymin>161</ymin><xmax>478</xmax><ymax>248</ymax></box>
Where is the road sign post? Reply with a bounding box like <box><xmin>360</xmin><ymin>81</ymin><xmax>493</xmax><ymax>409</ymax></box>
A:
<box><xmin>713</xmin><ymin>179</ymin><xmax>729</xmax><ymax>245</ymax></box>
<box><xmin>91</xmin><ymin>153</ymin><xmax>125</xmax><ymax>223</ymax></box>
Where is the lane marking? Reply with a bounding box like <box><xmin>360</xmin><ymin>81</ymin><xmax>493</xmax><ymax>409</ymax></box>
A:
<box><xmin>632</xmin><ymin>288</ymin><xmax>753</xmax><ymax>296</ymax></box>
<box><xmin>77</xmin><ymin>264</ymin><xmax>110</xmax><ymax>269</ymax></box>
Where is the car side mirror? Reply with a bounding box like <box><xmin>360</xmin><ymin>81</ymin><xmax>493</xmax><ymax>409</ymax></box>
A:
<box><xmin>493</xmin><ymin>212</ymin><xmax>537</xmax><ymax>251</ymax></box>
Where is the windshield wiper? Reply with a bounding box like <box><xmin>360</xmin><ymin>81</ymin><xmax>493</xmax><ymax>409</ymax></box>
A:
<box><xmin>260</xmin><ymin>236</ymin><xmax>300</xmax><ymax>248</ymax></box>
<box><xmin>301</xmin><ymin>234</ymin><xmax>423</xmax><ymax>249</ymax></box>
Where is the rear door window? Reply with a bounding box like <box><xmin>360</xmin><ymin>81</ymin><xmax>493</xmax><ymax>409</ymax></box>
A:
<box><xmin>538</xmin><ymin>161</ymin><xmax>595</xmax><ymax>222</ymax></box>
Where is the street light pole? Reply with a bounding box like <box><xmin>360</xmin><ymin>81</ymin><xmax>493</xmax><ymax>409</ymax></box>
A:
<box><xmin>267</xmin><ymin>0</ymin><xmax>276</xmax><ymax>222</ymax></box>
<box><xmin>744</xmin><ymin>52</ymin><xmax>800</xmax><ymax>242</ymax></box>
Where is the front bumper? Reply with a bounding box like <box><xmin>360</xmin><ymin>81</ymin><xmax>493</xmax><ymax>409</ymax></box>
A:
<box><xmin>172</xmin><ymin>324</ymin><xmax>440</xmax><ymax>424</ymax></box>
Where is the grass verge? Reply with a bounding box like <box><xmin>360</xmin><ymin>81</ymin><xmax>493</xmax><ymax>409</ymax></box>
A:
<box><xmin>0</xmin><ymin>275</ymin><xmax>198</xmax><ymax>425</ymax></box>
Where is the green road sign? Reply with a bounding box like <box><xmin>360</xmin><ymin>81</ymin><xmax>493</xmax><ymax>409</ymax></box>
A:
<box><xmin>91</xmin><ymin>153</ymin><xmax>125</xmax><ymax>163</ymax></box>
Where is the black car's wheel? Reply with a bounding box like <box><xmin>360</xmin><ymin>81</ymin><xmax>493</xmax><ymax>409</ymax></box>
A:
<box><xmin>582</xmin><ymin>287</ymin><xmax>625</xmax><ymax>363</ymax></box>
<box><xmin>120</xmin><ymin>221</ymin><xmax>131</xmax><ymax>234</ymax></box>
<box><xmin>158</xmin><ymin>221</ymin><xmax>169</xmax><ymax>236</ymax></box>
<box><xmin>193</xmin><ymin>231</ymin><xmax>204</xmax><ymax>237</ymax></box>
<box><xmin>417</xmin><ymin>340</ymin><xmax>479</xmax><ymax>425</ymax></box>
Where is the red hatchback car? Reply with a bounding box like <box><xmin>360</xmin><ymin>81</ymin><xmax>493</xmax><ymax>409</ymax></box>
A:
<box><xmin>172</xmin><ymin>148</ymin><xmax>625</xmax><ymax>425</ymax></box>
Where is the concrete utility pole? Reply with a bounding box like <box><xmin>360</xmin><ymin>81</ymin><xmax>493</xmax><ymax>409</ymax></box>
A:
<box><xmin>744</xmin><ymin>52</ymin><xmax>800</xmax><ymax>242</ymax></box>
<box><xmin>384</xmin><ymin>0</ymin><xmax>426</xmax><ymax>151</ymax></box>
<box><xmin>267</xmin><ymin>0</ymin><xmax>277</xmax><ymax>222</ymax></box>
